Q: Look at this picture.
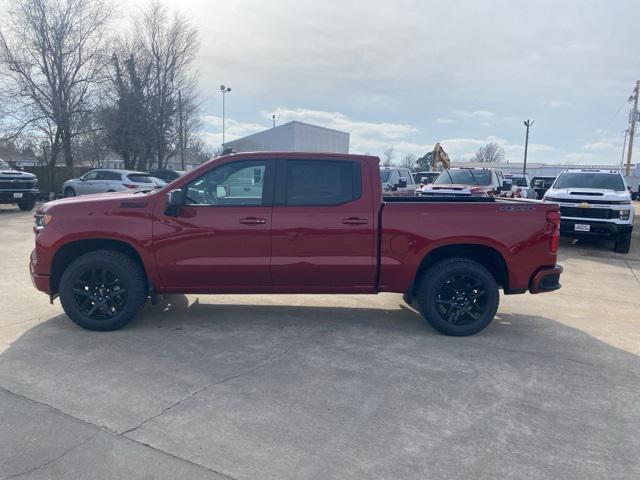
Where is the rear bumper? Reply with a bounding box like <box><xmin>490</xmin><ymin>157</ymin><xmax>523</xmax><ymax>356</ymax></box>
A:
<box><xmin>560</xmin><ymin>220</ymin><xmax>632</xmax><ymax>239</ymax></box>
<box><xmin>529</xmin><ymin>264</ymin><xmax>563</xmax><ymax>294</ymax></box>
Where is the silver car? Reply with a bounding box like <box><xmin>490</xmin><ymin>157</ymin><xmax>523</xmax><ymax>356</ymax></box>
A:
<box><xmin>63</xmin><ymin>169</ymin><xmax>166</xmax><ymax>197</ymax></box>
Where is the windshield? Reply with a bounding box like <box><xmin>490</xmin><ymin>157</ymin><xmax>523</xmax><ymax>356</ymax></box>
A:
<box><xmin>380</xmin><ymin>169</ymin><xmax>391</xmax><ymax>183</ymax></box>
<box><xmin>0</xmin><ymin>159</ymin><xmax>10</xmax><ymax>170</ymax></box>
<box><xmin>434</xmin><ymin>169</ymin><xmax>491</xmax><ymax>185</ymax></box>
<box><xmin>553</xmin><ymin>172</ymin><xmax>625</xmax><ymax>191</ymax></box>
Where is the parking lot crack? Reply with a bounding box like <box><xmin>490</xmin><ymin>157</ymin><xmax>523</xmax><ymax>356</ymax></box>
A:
<box><xmin>121</xmin><ymin>344</ymin><xmax>296</xmax><ymax>437</ymax></box>
<box><xmin>625</xmin><ymin>259</ymin><xmax>640</xmax><ymax>287</ymax></box>
<box><xmin>1</xmin><ymin>431</ymin><xmax>99</xmax><ymax>480</ymax></box>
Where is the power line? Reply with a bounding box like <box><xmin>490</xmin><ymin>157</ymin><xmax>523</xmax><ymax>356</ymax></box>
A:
<box><xmin>584</xmin><ymin>99</ymin><xmax>630</xmax><ymax>150</ymax></box>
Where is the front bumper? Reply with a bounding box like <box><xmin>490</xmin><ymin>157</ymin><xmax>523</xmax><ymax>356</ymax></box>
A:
<box><xmin>30</xmin><ymin>251</ymin><xmax>51</xmax><ymax>294</ymax></box>
<box><xmin>529</xmin><ymin>264</ymin><xmax>563</xmax><ymax>294</ymax></box>
<box><xmin>560</xmin><ymin>219</ymin><xmax>632</xmax><ymax>238</ymax></box>
<box><xmin>0</xmin><ymin>190</ymin><xmax>39</xmax><ymax>203</ymax></box>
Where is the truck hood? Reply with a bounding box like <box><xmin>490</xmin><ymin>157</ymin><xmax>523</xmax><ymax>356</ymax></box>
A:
<box><xmin>424</xmin><ymin>184</ymin><xmax>491</xmax><ymax>196</ymax></box>
<box><xmin>544</xmin><ymin>188</ymin><xmax>631</xmax><ymax>202</ymax></box>
<box><xmin>0</xmin><ymin>169</ymin><xmax>37</xmax><ymax>180</ymax></box>
<box><xmin>39</xmin><ymin>191</ymin><xmax>156</xmax><ymax>213</ymax></box>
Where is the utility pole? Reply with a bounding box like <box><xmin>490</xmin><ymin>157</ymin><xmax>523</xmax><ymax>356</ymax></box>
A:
<box><xmin>625</xmin><ymin>80</ymin><xmax>639</xmax><ymax>177</ymax></box>
<box><xmin>220</xmin><ymin>84</ymin><xmax>232</xmax><ymax>145</ymax></box>
<box><xmin>178</xmin><ymin>90</ymin><xmax>185</xmax><ymax>170</ymax></box>
<box><xmin>523</xmin><ymin>119</ymin><xmax>534</xmax><ymax>175</ymax></box>
<box><xmin>621</xmin><ymin>129</ymin><xmax>629</xmax><ymax>170</ymax></box>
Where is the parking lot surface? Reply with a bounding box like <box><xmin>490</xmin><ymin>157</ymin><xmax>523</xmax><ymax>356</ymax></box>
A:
<box><xmin>1</xmin><ymin>204</ymin><xmax>640</xmax><ymax>479</ymax></box>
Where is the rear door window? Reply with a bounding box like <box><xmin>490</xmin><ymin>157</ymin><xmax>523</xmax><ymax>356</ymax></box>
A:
<box><xmin>285</xmin><ymin>160</ymin><xmax>361</xmax><ymax>206</ymax></box>
<box><xmin>127</xmin><ymin>174</ymin><xmax>154</xmax><ymax>184</ymax></box>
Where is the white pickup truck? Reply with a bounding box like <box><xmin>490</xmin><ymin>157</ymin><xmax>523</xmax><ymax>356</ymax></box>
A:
<box><xmin>543</xmin><ymin>169</ymin><xmax>634</xmax><ymax>253</ymax></box>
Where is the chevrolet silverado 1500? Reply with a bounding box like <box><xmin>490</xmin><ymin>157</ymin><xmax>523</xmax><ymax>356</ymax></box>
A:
<box><xmin>30</xmin><ymin>152</ymin><xmax>562</xmax><ymax>336</ymax></box>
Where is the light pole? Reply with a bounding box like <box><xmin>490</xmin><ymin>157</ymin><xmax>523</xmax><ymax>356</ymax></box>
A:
<box><xmin>523</xmin><ymin>119</ymin><xmax>534</xmax><ymax>175</ymax></box>
<box><xmin>220</xmin><ymin>84</ymin><xmax>231</xmax><ymax>145</ymax></box>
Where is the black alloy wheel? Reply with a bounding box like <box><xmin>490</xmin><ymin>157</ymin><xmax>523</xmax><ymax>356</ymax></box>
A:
<box><xmin>434</xmin><ymin>273</ymin><xmax>488</xmax><ymax>326</ymax></box>
<box><xmin>72</xmin><ymin>267</ymin><xmax>128</xmax><ymax>320</ymax></box>
<box><xmin>417</xmin><ymin>258</ymin><xmax>499</xmax><ymax>336</ymax></box>
<box><xmin>59</xmin><ymin>250</ymin><xmax>146</xmax><ymax>331</ymax></box>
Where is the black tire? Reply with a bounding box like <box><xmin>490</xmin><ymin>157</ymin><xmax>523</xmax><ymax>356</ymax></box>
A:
<box><xmin>614</xmin><ymin>232</ymin><xmax>631</xmax><ymax>254</ymax></box>
<box><xmin>416</xmin><ymin>258</ymin><xmax>499</xmax><ymax>336</ymax></box>
<box><xmin>59</xmin><ymin>250</ymin><xmax>147</xmax><ymax>331</ymax></box>
<box><xmin>17</xmin><ymin>199</ymin><xmax>36</xmax><ymax>211</ymax></box>
<box><xmin>64</xmin><ymin>187</ymin><xmax>76</xmax><ymax>197</ymax></box>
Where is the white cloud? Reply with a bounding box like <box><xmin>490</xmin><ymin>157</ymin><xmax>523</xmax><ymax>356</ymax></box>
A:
<box><xmin>200</xmin><ymin>114</ymin><xmax>266</xmax><ymax>145</ymax></box>
<box><xmin>547</xmin><ymin>100</ymin><xmax>570</xmax><ymax>108</ymax></box>
<box><xmin>436</xmin><ymin>118</ymin><xmax>455</xmax><ymax>124</ymax></box>
<box><xmin>453</xmin><ymin>110</ymin><xmax>495</xmax><ymax>119</ymax></box>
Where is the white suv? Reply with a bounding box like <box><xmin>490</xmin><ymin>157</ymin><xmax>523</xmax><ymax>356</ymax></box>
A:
<box><xmin>63</xmin><ymin>169</ymin><xmax>166</xmax><ymax>197</ymax></box>
<box><xmin>543</xmin><ymin>169</ymin><xmax>633</xmax><ymax>253</ymax></box>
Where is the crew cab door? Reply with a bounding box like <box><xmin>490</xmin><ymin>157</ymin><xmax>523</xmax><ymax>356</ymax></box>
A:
<box><xmin>153</xmin><ymin>159</ymin><xmax>275</xmax><ymax>290</ymax></box>
<box><xmin>270</xmin><ymin>158</ymin><xmax>376</xmax><ymax>291</ymax></box>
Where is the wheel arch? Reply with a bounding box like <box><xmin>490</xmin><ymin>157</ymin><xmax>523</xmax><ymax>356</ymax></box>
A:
<box><xmin>50</xmin><ymin>238</ymin><xmax>147</xmax><ymax>295</ymax></box>
<box><xmin>410</xmin><ymin>243</ymin><xmax>509</xmax><ymax>298</ymax></box>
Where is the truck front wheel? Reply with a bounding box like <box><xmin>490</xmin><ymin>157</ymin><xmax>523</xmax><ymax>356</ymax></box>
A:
<box><xmin>614</xmin><ymin>231</ymin><xmax>631</xmax><ymax>254</ymax></box>
<box><xmin>17</xmin><ymin>198</ymin><xmax>36</xmax><ymax>211</ymax></box>
<box><xmin>59</xmin><ymin>250</ymin><xmax>147</xmax><ymax>331</ymax></box>
<box><xmin>417</xmin><ymin>258</ymin><xmax>499</xmax><ymax>336</ymax></box>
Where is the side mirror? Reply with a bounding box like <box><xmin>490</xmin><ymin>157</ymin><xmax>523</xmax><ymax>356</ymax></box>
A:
<box><xmin>165</xmin><ymin>189</ymin><xmax>184</xmax><ymax>216</ymax></box>
<box><xmin>502</xmin><ymin>180</ymin><xmax>512</xmax><ymax>191</ymax></box>
<box><xmin>397</xmin><ymin>177</ymin><xmax>408</xmax><ymax>189</ymax></box>
<box><xmin>80</xmin><ymin>177</ymin><xmax>87</xmax><ymax>182</ymax></box>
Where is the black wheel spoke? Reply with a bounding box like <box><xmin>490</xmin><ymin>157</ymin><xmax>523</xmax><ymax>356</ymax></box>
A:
<box><xmin>72</xmin><ymin>266</ymin><xmax>128</xmax><ymax>321</ymax></box>
<box><xmin>435</xmin><ymin>272</ymin><xmax>489</xmax><ymax>326</ymax></box>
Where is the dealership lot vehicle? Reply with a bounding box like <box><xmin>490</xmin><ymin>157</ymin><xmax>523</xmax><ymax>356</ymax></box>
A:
<box><xmin>31</xmin><ymin>152</ymin><xmax>561</xmax><ymax>336</ymax></box>
<box><xmin>62</xmin><ymin>169</ymin><xmax>166</xmax><ymax>197</ymax></box>
<box><xmin>532</xmin><ymin>175</ymin><xmax>556</xmax><ymax>199</ymax></box>
<box><xmin>414</xmin><ymin>171</ymin><xmax>441</xmax><ymax>196</ymax></box>
<box><xmin>3</xmin><ymin>204</ymin><xmax>640</xmax><ymax>479</ymax></box>
<box><xmin>543</xmin><ymin>169</ymin><xmax>633</xmax><ymax>253</ymax></box>
<box><xmin>503</xmin><ymin>173</ymin><xmax>535</xmax><ymax>199</ymax></box>
<box><xmin>420</xmin><ymin>167</ymin><xmax>507</xmax><ymax>197</ymax></box>
<box><xmin>0</xmin><ymin>159</ymin><xmax>39</xmax><ymax>211</ymax></box>
<box><xmin>380</xmin><ymin>166</ymin><xmax>416</xmax><ymax>196</ymax></box>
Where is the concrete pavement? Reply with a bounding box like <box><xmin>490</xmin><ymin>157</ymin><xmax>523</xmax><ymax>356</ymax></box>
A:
<box><xmin>1</xmin><ymin>205</ymin><xmax>639</xmax><ymax>479</ymax></box>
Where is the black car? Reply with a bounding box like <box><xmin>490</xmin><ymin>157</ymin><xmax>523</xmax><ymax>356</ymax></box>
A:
<box><xmin>0</xmin><ymin>159</ymin><xmax>39</xmax><ymax>211</ymax></box>
<box><xmin>531</xmin><ymin>176</ymin><xmax>556</xmax><ymax>200</ymax></box>
<box><xmin>146</xmin><ymin>169</ymin><xmax>186</xmax><ymax>183</ymax></box>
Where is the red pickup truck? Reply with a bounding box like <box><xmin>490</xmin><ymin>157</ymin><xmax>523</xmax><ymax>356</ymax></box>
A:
<box><xmin>30</xmin><ymin>152</ymin><xmax>562</xmax><ymax>336</ymax></box>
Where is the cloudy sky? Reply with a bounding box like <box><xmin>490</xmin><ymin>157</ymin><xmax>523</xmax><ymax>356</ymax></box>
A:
<box><xmin>147</xmin><ymin>0</ymin><xmax>640</xmax><ymax>164</ymax></box>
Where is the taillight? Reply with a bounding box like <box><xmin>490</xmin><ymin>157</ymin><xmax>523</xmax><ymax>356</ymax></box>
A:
<box><xmin>546</xmin><ymin>210</ymin><xmax>560</xmax><ymax>253</ymax></box>
<box><xmin>123</xmin><ymin>183</ymin><xmax>139</xmax><ymax>189</ymax></box>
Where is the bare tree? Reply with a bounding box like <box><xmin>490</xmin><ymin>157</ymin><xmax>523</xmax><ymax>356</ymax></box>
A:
<box><xmin>0</xmin><ymin>0</ymin><xmax>113</xmax><ymax>167</ymax></box>
<box><xmin>473</xmin><ymin>142</ymin><xmax>505</xmax><ymax>163</ymax></box>
<box><xmin>382</xmin><ymin>147</ymin><xmax>396</xmax><ymax>167</ymax></box>
<box><xmin>400</xmin><ymin>153</ymin><xmax>416</xmax><ymax>170</ymax></box>
<box><xmin>136</xmin><ymin>1</ymin><xmax>199</xmax><ymax>169</ymax></box>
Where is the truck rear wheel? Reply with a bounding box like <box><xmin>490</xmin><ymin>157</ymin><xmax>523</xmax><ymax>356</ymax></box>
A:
<box><xmin>416</xmin><ymin>258</ymin><xmax>499</xmax><ymax>336</ymax></box>
<box><xmin>614</xmin><ymin>232</ymin><xmax>631</xmax><ymax>254</ymax></box>
<box><xmin>59</xmin><ymin>250</ymin><xmax>147</xmax><ymax>331</ymax></box>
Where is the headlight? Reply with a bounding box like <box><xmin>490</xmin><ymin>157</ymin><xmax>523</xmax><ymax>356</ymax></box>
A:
<box><xmin>619</xmin><ymin>209</ymin><xmax>631</xmax><ymax>221</ymax></box>
<box><xmin>34</xmin><ymin>213</ymin><xmax>52</xmax><ymax>228</ymax></box>
<box><xmin>543</xmin><ymin>196</ymin><xmax>558</xmax><ymax>202</ymax></box>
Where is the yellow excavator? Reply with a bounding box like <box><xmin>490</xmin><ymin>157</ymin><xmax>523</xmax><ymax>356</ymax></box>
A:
<box><xmin>418</xmin><ymin>143</ymin><xmax>451</xmax><ymax>171</ymax></box>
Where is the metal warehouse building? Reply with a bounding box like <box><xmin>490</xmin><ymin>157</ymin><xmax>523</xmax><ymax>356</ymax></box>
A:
<box><xmin>223</xmin><ymin>121</ymin><xmax>350</xmax><ymax>153</ymax></box>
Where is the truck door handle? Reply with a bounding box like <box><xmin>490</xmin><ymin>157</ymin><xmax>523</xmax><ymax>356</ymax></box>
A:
<box><xmin>341</xmin><ymin>217</ymin><xmax>368</xmax><ymax>225</ymax></box>
<box><xmin>239</xmin><ymin>217</ymin><xmax>266</xmax><ymax>225</ymax></box>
